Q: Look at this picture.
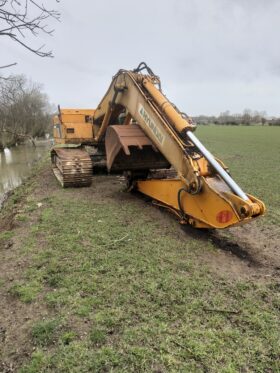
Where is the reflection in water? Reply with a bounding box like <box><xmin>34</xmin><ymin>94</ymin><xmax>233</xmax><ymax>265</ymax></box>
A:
<box><xmin>3</xmin><ymin>148</ymin><xmax>12</xmax><ymax>164</ymax></box>
<box><xmin>0</xmin><ymin>141</ymin><xmax>50</xmax><ymax>201</ymax></box>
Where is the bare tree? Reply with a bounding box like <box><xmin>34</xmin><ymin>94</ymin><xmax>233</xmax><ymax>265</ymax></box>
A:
<box><xmin>0</xmin><ymin>0</ymin><xmax>60</xmax><ymax>69</ymax></box>
<box><xmin>0</xmin><ymin>74</ymin><xmax>52</xmax><ymax>149</ymax></box>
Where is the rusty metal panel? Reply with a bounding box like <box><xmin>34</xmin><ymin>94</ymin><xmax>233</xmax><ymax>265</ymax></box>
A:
<box><xmin>105</xmin><ymin>124</ymin><xmax>170</xmax><ymax>171</ymax></box>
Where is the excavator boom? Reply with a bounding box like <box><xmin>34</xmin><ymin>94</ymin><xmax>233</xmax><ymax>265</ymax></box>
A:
<box><xmin>52</xmin><ymin>63</ymin><xmax>265</xmax><ymax>229</ymax></box>
<box><xmin>92</xmin><ymin>64</ymin><xmax>265</xmax><ymax>228</ymax></box>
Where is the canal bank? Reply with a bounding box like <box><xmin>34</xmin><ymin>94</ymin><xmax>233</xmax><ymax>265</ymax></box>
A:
<box><xmin>0</xmin><ymin>140</ymin><xmax>51</xmax><ymax>208</ymax></box>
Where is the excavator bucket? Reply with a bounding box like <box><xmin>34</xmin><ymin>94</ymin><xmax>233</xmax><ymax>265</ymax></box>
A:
<box><xmin>105</xmin><ymin>124</ymin><xmax>170</xmax><ymax>171</ymax></box>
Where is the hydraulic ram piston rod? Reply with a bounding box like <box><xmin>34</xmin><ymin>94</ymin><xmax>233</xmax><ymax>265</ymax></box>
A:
<box><xmin>186</xmin><ymin>131</ymin><xmax>249</xmax><ymax>201</ymax></box>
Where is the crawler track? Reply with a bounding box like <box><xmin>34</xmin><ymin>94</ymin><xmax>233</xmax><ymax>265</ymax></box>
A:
<box><xmin>51</xmin><ymin>148</ymin><xmax>93</xmax><ymax>187</ymax></box>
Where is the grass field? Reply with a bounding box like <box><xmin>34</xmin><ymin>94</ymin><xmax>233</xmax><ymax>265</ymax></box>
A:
<box><xmin>0</xmin><ymin>126</ymin><xmax>279</xmax><ymax>372</ymax></box>
<box><xmin>196</xmin><ymin>126</ymin><xmax>280</xmax><ymax>226</ymax></box>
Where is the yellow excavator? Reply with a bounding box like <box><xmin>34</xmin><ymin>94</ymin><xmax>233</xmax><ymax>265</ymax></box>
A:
<box><xmin>51</xmin><ymin>62</ymin><xmax>265</xmax><ymax>229</ymax></box>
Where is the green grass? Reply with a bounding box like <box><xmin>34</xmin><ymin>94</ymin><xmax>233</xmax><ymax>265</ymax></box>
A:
<box><xmin>15</xmin><ymin>193</ymin><xmax>279</xmax><ymax>372</ymax></box>
<box><xmin>1</xmin><ymin>127</ymin><xmax>279</xmax><ymax>372</ymax></box>
<box><xmin>0</xmin><ymin>230</ymin><xmax>14</xmax><ymax>240</ymax></box>
<box><xmin>89</xmin><ymin>328</ymin><xmax>107</xmax><ymax>346</ymax></box>
<box><xmin>31</xmin><ymin>319</ymin><xmax>61</xmax><ymax>347</ymax></box>
<box><xmin>9</xmin><ymin>280</ymin><xmax>42</xmax><ymax>303</ymax></box>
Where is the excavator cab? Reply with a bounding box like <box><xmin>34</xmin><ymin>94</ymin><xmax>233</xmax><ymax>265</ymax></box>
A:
<box><xmin>53</xmin><ymin>108</ymin><xmax>95</xmax><ymax>145</ymax></box>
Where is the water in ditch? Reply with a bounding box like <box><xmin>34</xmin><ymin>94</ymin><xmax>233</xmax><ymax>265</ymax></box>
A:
<box><xmin>0</xmin><ymin>140</ymin><xmax>51</xmax><ymax>207</ymax></box>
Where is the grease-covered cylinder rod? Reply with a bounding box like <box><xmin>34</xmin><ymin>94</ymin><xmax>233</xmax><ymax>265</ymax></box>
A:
<box><xmin>186</xmin><ymin>131</ymin><xmax>249</xmax><ymax>201</ymax></box>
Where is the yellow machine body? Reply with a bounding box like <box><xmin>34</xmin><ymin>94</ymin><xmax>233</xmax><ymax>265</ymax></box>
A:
<box><xmin>51</xmin><ymin>63</ymin><xmax>266</xmax><ymax>229</ymax></box>
<box><xmin>137</xmin><ymin>178</ymin><xmax>264</xmax><ymax>229</ymax></box>
<box><xmin>53</xmin><ymin>109</ymin><xmax>95</xmax><ymax>145</ymax></box>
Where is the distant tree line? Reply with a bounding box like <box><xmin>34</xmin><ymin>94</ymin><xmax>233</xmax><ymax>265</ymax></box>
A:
<box><xmin>0</xmin><ymin>74</ymin><xmax>52</xmax><ymax>151</ymax></box>
<box><xmin>193</xmin><ymin>109</ymin><xmax>280</xmax><ymax>126</ymax></box>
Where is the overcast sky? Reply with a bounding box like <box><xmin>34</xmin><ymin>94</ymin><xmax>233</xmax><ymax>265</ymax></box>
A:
<box><xmin>2</xmin><ymin>0</ymin><xmax>280</xmax><ymax>116</ymax></box>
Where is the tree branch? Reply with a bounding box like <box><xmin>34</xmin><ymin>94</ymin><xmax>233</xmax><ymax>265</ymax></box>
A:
<box><xmin>0</xmin><ymin>62</ymin><xmax>17</xmax><ymax>69</ymax></box>
<box><xmin>0</xmin><ymin>128</ymin><xmax>36</xmax><ymax>146</ymax></box>
<box><xmin>0</xmin><ymin>0</ymin><xmax>60</xmax><ymax>59</ymax></box>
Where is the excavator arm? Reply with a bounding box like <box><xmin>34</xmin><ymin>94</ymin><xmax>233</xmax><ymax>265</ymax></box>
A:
<box><xmin>92</xmin><ymin>63</ymin><xmax>265</xmax><ymax>229</ymax></box>
<box><xmin>93</xmin><ymin>68</ymin><xmax>199</xmax><ymax>189</ymax></box>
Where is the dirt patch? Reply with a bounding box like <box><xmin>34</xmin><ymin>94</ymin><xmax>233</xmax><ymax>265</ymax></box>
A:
<box><xmin>0</xmin><ymin>210</ymin><xmax>16</xmax><ymax>233</ymax></box>
<box><xmin>0</xmin><ymin>295</ymin><xmax>53</xmax><ymax>372</ymax></box>
<box><xmin>228</xmin><ymin>223</ymin><xmax>280</xmax><ymax>269</ymax></box>
<box><xmin>181</xmin><ymin>224</ymin><xmax>279</xmax><ymax>282</ymax></box>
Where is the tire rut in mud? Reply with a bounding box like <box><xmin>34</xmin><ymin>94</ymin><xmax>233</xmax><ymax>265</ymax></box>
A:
<box><xmin>207</xmin><ymin>232</ymin><xmax>260</xmax><ymax>266</ymax></box>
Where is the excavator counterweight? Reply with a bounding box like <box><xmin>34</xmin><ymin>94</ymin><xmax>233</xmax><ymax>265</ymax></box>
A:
<box><xmin>51</xmin><ymin>63</ymin><xmax>265</xmax><ymax>229</ymax></box>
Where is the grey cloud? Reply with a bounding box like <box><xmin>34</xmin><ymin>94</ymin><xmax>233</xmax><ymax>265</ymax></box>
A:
<box><xmin>1</xmin><ymin>0</ymin><xmax>279</xmax><ymax>115</ymax></box>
